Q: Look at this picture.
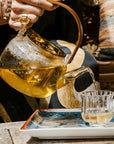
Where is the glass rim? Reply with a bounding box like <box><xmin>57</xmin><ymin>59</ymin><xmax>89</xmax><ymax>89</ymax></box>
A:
<box><xmin>81</xmin><ymin>90</ymin><xmax>114</xmax><ymax>98</ymax></box>
<box><xmin>81</xmin><ymin>90</ymin><xmax>114</xmax><ymax>94</ymax></box>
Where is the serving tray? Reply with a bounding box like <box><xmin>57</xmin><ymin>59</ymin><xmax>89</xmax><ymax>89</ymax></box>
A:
<box><xmin>20</xmin><ymin>109</ymin><xmax>114</xmax><ymax>139</ymax></box>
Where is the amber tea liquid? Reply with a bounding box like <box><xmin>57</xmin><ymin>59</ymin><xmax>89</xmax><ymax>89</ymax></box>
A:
<box><xmin>81</xmin><ymin>108</ymin><xmax>113</xmax><ymax>125</ymax></box>
<box><xmin>0</xmin><ymin>66</ymin><xmax>66</xmax><ymax>98</ymax></box>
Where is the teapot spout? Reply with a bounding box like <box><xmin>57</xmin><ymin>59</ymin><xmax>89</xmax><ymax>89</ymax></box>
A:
<box><xmin>57</xmin><ymin>66</ymin><xmax>93</xmax><ymax>89</ymax></box>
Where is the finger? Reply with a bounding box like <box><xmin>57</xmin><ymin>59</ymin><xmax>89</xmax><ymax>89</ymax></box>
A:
<box><xmin>9</xmin><ymin>13</ymin><xmax>38</xmax><ymax>30</ymax></box>
<box><xmin>18</xmin><ymin>0</ymin><xmax>58</xmax><ymax>11</ymax></box>
<box><xmin>10</xmin><ymin>12</ymin><xmax>39</xmax><ymax>23</ymax></box>
<box><xmin>9</xmin><ymin>20</ymin><xmax>23</xmax><ymax>31</ymax></box>
<box><xmin>12</xmin><ymin>0</ymin><xmax>44</xmax><ymax>16</ymax></box>
<box><xmin>9</xmin><ymin>20</ymin><xmax>34</xmax><ymax>31</ymax></box>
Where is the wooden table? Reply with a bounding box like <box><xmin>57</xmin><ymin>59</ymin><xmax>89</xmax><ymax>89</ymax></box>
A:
<box><xmin>0</xmin><ymin>121</ymin><xmax>114</xmax><ymax>144</ymax></box>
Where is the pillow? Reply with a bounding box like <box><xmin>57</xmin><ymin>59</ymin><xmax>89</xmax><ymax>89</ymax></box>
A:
<box><xmin>96</xmin><ymin>0</ymin><xmax>114</xmax><ymax>61</ymax></box>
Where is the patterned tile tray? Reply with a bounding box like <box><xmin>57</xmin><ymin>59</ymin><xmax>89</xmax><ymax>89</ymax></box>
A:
<box><xmin>20</xmin><ymin>109</ymin><xmax>114</xmax><ymax>139</ymax></box>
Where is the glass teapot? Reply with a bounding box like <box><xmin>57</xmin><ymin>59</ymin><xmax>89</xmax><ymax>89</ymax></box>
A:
<box><xmin>0</xmin><ymin>0</ymin><xmax>90</xmax><ymax>98</ymax></box>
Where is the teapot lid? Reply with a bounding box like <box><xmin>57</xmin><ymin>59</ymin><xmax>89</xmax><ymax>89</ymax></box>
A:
<box><xmin>27</xmin><ymin>29</ymin><xmax>66</xmax><ymax>57</ymax></box>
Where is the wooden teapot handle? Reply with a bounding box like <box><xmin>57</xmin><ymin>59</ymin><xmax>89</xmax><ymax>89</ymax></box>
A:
<box><xmin>48</xmin><ymin>0</ymin><xmax>83</xmax><ymax>64</ymax></box>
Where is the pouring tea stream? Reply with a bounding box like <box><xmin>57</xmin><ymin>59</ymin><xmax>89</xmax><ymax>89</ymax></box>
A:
<box><xmin>0</xmin><ymin>1</ymin><xmax>96</xmax><ymax>98</ymax></box>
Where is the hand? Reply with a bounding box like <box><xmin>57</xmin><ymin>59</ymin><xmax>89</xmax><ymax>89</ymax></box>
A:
<box><xmin>8</xmin><ymin>0</ymin><xmax>59</xmax><ymax>31</ymax></box>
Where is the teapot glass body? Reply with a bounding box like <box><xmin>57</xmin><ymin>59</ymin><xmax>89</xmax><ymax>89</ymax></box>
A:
<box><xmin>0</xmin><ymin>30</ymin><xmax>88</xmax><ymax>98</ymax></box>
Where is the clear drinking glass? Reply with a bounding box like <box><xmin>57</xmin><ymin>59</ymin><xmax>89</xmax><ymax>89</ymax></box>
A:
<box><xmin>81</xmin><ymin>90</ymin><xmax>114</xmax><ymax>127</ymax></box>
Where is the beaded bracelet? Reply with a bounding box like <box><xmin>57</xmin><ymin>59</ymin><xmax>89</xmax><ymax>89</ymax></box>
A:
<box><xmin>7</xmin><ymin>0</ymin><xmax>11</xmax><ymax>15</ymax></box>
<box><xmin>1</xmin><ymin>0</ymin><xmax>11</xmax><ymax>22</ymax></box>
